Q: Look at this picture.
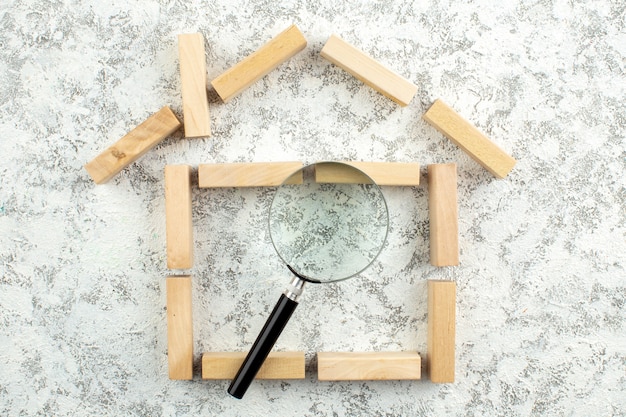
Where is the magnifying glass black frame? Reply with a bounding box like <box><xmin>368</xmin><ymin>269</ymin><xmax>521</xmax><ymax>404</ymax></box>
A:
<box><xmin>227</xmin><ymin>162</ymin><xmax>388</xmax><ymax>399</ymax></box>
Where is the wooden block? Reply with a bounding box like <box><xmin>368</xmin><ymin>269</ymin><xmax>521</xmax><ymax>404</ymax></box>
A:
<box><xmin>428</xmin><ymin>164</ymin><xmax>459</xmax><ymax>267</ymax></box>
<box><xmin>166</xmin><ymin>276</ymin><xmax>193</xmax><ymax>380</ymax></box>
<box><xmin>317</xmin><ymin>352</ymin><xmax>421</xmax><ymax>381</ymax></box>
<box><xmin>178</xmin><ymin>33</ymin><xmax>211</xmax><ymax>138</ymax></box>
<box><xmin>202</xmin><ymin>352</ymin><xmax>305</xmax><ymax>379</ymax></box>
<box><xmin>84</xmin><ymin>106</ymin><xmax>181</xmax><ymax>184</ymax></box>
<box><xmin>211</xmin><ymin>25</ymin><xmax>307</xmax><ymax>102</ymax></box>
<box><xmin>422</xmin><ymin>99</ymin><xmax>516</xmax><ymax>178</ymax></box>
<box><xmin>320</xmin><ymin>34</ymin><xmax>418</xmax><ymax>106</ymax></box>
<box><xmin>198</xmin><ymin>162</ymin><xmax>303</xmax><ymax>188</ymax></box>
<box><xmin>315</xmin><ymin>162</ymin><xmax>420</xmax><ymax>186</ymax></box>
<box><xmin>428</xmin><ymin>280</ymin><xmax>456</xmax><ymax>383</ymax></box>
<box><xmin>165</xmin><ymin>165</ymin><xmax>193</xmax><ymax>269</ymax></box>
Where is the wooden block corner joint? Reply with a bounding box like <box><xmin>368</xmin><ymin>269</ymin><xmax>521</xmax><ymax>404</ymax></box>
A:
<box><xmin>428</xmin><ymin>163</ymin><xmax>459</xmax><ymax>267</ymax></box>
<box><xmin>320</xmin><ymin>34</ymin><xmax>418</xmax><ymax>106</ymax></box>
<box><xmin>422</xmin><ymin>99</ymin><xmax>516</xmax><ymax>179</ymax></box>
<box><xmin>317</xmin><ymin>352</ymin><xmax>421</xmax><ymax>381</ymax></box>
<box><xmin>165</xmin><ymin>165</ymin><xmax>193</xmax><ymax>269</ymax></box>
<box><xmin>178</xmin><ymin>33</ymin><xmax>211</xmax><ymax>138</ymax></box>
<box><xmin>198</xmin><ymin>162</ymin><xmax>303</xmax><ymax>188</ymax></box>
<box><xmin>427</xmin><ymin>280</ymin><xmax>456</xmax><ymax>383</ymax></box>
<box><xmin>84</xmin><ymin>106</ymin><xmax>181</xmax><ymax>184</ymax></box>
<box><xmin>202</xmin><ymin>351</ymin><xmax>305</xmax><ymax>380</ymax></box>
<box><xmin>166</xmin><ymin>276</ymin><xmax>193</xmax><ymax>380</ymax></box>
<box><xmin>315</xmin><ymin>161</ymin><xmax>420</xmax><ymax>186</ymax></box>
<box><xmin>211</xmin><ymin>24</ymin><xmax>307</xmax><ymax>102</ymax></box>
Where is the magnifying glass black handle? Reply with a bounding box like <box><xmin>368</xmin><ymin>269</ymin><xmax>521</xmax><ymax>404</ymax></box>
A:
<box><xmin>227</xmin><ymin>293</ymin><xmax>298</xmax><ymax>399</ymax></box>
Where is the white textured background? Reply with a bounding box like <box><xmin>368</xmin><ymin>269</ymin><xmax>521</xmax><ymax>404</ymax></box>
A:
<box><xmin>0</xmin><ymin>0</ymin><xmax>625</xmax><ymax>416</ymax></box>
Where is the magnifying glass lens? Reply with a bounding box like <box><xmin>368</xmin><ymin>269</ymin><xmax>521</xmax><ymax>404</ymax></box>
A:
<box><xmin>270</xmin><ymin>163</ymin><xmax>388</xmax><ymax>282</ymax></box>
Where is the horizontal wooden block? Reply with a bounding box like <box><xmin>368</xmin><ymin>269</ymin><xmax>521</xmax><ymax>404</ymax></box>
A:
<box><xmin>315</xmin><ymin>162</ymin><xmax>420</xmax><ymax>186</ymax></box>
<box><xmin>167</xmin><ymin>276</ymin><xmax>193</xmax><ymax>380</ymax></box>
<box><xmin>198</xmin><ymin>162</ymin><xmax>303</xmax><ymax>187</ymax></box>
<box><xmin>165</xmin><ymin>165</ymin><xmax>193</xmax><ymax>269</ymax></box>
<box><xmin>318</xmin><ymin>352</ymin><xmax>421</xmax><ymax>381</ymax></box>
<box><xmin>178</xmin><ymin>33</ymin><xmax>211</xmax><ymax>138</ymax></box>
<box><xmin>202</xmin><ymin>352</ymin><xmax>305</xmax><ymax>379</ymax></box>
<box><xmin>428</xmin><ymin>280</ymin><xmax>456</xmax><ymax>383</ymax></box>
<box><xmin>423</xmin><ymin>99</ymin><xmax>516</xmax><ymax>178</ymax></box>
<box><xmin>320</xmin><ymin>34</ymin><xmax>418</xmax><ymax>106</ymax></box>
<box><xmin>85</xmin><ymin>106</ymin><xmax>181</xmax><ymax>184</ymax></box>
<box><xmin>428</xmin><ymin>164</ymin><xmax>459</xmax><ymax>266</ymax></box>
<box><xmin>211</xmin><ymin>25</ymin><xmax>307</xmax><ymax>102</ymax></box>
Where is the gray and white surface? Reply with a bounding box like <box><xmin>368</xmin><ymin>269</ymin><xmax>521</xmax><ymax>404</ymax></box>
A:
<box><xmin>0</xmin><ymin>0</ymin><xmax>624</xmax><ymax>416</ymax></box>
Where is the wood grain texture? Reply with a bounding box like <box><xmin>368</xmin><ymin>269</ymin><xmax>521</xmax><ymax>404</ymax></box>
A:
<box><xmin>428</xmin><ymin>164</ymin><xmax>459</xmax><ymax>266</ymax></box>
<box><xmin>428</xmin><ymin>280</ymin><xmax>456</xmax><ymax>383</ymax></box>
<box><xmin>317</xmin><ymin>352</ymin><xmax>421</xmax><ymax>381</ymax></box>
<box><xmin>198</xmin><ymin>162</ymin><xmax>303</xmax><ymax>187</ymax></box>
<box><xmin>166</xmin><ymin>276</ymin><xmax>193</xmax><ymax>380</ymax></box>
<box><xmin>84</xmin><ymin>106</ymin><xmax>181</xmax><ymax>184</ymax></box>
<box><xmin>202</xmin><ymin>352</ymin><xmax>305</xmax><ymax>379</ymax></box>
<box><xmin>165</xmin><ymin>165</ymin><xmax>193</xmax><ymax>269</ymax></box>
<box><xmin>320</xmin><ymin>34</ymin><xmax>418</xmax><ymax>106</ymax></box>
<box><xmin>422</xmin><ymin>99</ymin><xmax>516</xmax><ymax>178</ymax></box>
<box><xmin>178</xmin><ymin>33</ymin><xmax>211</xmax><ymax>138</ymax></box>
<box><xmin>315</xmin><ymin>161</ymin><xmax>420</xmax><ymax>186</ymax></box>
<box><xmin>211</xmin><ymin>25</ymin><xmax>307</xmax><ymax>102</ymax></box>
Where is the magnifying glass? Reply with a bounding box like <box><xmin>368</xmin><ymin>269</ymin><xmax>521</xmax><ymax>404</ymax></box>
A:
<box><xmin>227</xmin><ymin>162</ymin><xmax>389</xmax><ymax>399</ymax></box>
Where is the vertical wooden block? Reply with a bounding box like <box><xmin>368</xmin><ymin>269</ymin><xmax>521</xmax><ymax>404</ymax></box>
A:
<box><xmin>428</xmin><ymin>280</ymin><xmax>456</xmax><ymax>383</ymax></box>
<box><xmin>428</xmin><ymin>163</ymin><xmax>459</xmax><ymax>267</ymax></box>
<box><xmin>317</xmin><ymin>352</ymin><xmax>421</xmax><ymax>381</ymax></box>
<box><xmin>202</xmin><ymin>352</ymin><xmax>305</xmax><ymax>380</ymax></box>
<box><xmin>167</xmin><ymin>276</ymin><xmax>193</xmax><ymax>380</ymax></box>
<box><xmin>178</xmin><ymin>33</ymin><xmax>211</xmax><ymax>137</ymax></box>
<box><xmin>165</xmin><ymin>165</ymin><xmax>193</xmax><ymax>269</ymax></box>
<box><xmin>211</xmin><ymin>25</ymin><xmax>307</xmax><ymax>102</ymax></box>
<box><xmin>320</xmin><ymin>34</ymin><xmax>418</xmax><ymax>106</ymax></box>
<box><xmin>84</xmin><ymin>106</ymin><xmax>181</xmax><ymax>184</ymax></box>
<box><xmin>315</xmin><ymin>161</ymin><xmax>421</xmax><ymax>186</ymax></box>
<box><xmin>198</xmin><ymin>162</ymin><xmax>303</xmax><ymax>188</ymax></box>
<box><xmin>422</xmin><ymin>99</ymin><xmax>516</xmax><ymax>178</ymax></box>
